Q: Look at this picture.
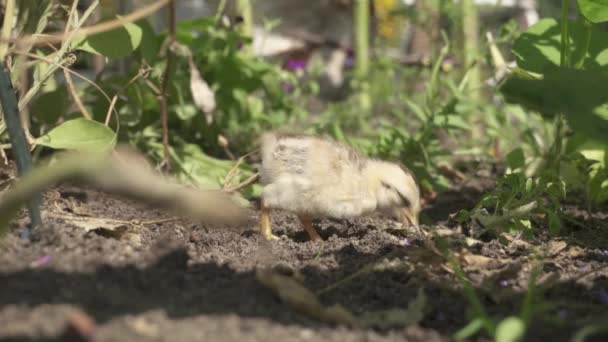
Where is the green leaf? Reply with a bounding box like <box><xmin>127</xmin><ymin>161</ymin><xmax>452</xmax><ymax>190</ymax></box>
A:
<box><xmin>578</xmin><ymin>0</ymin><xmax>608</xmax><ymax>23</ymax></box>
<box><xmin>30</xmin><ymin>87</ymin><xmax>70</xmax><ymax>125</ymax></box>
<box><xmin>36</xmin><ymin>118</ymin><xmax>117</xmax><ymax>152</ymax></box>
<box><xmin>74</xmin><ymin>18</ymin><xmax>143</xmax><ymax>58</ymax></box>
<box><xmin>513</xmin><ymin>18</ymin><xmax>608</xmax><ymax>73</ymax></box>
<box><xmin>496</xmin><ymin>316</ymin><xmax>526</xmax><ymax>342</ymax></box>
<box><xmin>506</xmin><ymin>148</ymin><xmax>526</xmax><ymax>170</ymax></box>
<box><xmin>547</xmin><ymin>211</ymin><xmax>561</xmax><ymax>235</ymax></box>
<box><xmin>453</xmin><ymin>318</ymin><xmax>485</xmax><ymax>341</ymax></box>
<box><xmin>135</xmin><ymin>19</ymin><xmax>161</xmax><ymax>61</ymax></box>
<box><xmin>501</xmin><ymin>68</ymin><xmax>608</xmax><ymax>144</ymax></box>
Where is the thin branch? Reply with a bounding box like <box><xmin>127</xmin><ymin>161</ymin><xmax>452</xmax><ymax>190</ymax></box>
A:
<box><xmin>104</xmin><ymin>96</ymin><xmax>118</xmax><ymax>126</ymax></box>
<box><xmin>16</xmin><ymin>51</ymin><xmax>115</xmax><ymax>112</ymax></box>
<box><xmin>64</xmin><ymin>68</ymin><xmax>92</xmax><ymax>119</ymax></box>
<box><xmin>0</xmin><ymin>0</ymin><xmax>15</xmax><ymax>61</ymax></box>
<box><xmin>224</xmin><ymin>173</ymin><xmax>259</xmax><ymax>193</ymax></box>
<box><xmin>7</xmin><ymin>0</ymin><xmax>171</xmax><ymax>48</ymax></box>
<box><xmin>159</xmin><ymin>0</ymin><xmax>176</xmax><ymax>170</ymax></box>
<box><xmin>60</xmin><ymin>1</ymin><xmax>93</xmax><ymax>119</ymax></box>
<box><xmin>11</xmin><ymin>0</ymin><xmax>100</xmax><ymax>117</ymax></box>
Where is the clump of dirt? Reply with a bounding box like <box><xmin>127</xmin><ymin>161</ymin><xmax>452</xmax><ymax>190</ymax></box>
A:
<box><xmin>0</xmin><ymin>183</ymin><xmax>607</xmax><ymax>342</ymax></box>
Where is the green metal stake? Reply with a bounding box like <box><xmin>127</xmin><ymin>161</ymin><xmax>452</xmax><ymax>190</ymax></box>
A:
<box><xmin>0</xmin><ymin>65</ymin><xmax>42</xmax><ymax>238</ymax></box>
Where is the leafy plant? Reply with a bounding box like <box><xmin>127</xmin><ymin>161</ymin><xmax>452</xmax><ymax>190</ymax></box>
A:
<box><xmin>457</xmin><ymin>171</ymin><xmax>566</xmax><ymax>238</ymax></box>
<box><xmin>460</xmin><ymin>0</ymin><xmax>608</xmax><ymax>237</ymax></box>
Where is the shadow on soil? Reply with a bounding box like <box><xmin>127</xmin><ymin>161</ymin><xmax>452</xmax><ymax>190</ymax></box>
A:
<box><xmin>1</xmin><ymin>241</ymin><xmax>608</xmax><ymax>341</ymax></box>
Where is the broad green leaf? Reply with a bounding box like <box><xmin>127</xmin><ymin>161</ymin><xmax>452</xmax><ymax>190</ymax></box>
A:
<box><xmin>135</xmin><ymin>19</ymin><xmax>161</xmax><ymax>61</ymax></box>
<box><xmin>496</xmin><ymin>316</ymin><xmax>526</xmax><ymax>342</ymax></box>
<box><xmin>578</xmin><ymin>0</ymin><xmax>608</xmax><ymax>23</ymax></box>
<box><xmin>74</xmin><ymin>18</ymin><xmax>143</xmax><ymax>58</ymax></box>
<box><xmin>513</xmin><ymin>18</ymin><xmax>608</xmax><ymax>73</ymax></box>
<box><xmin>506</xmin><ymin>148</ymin><xmax>526</xmax><ymax>171</ymax></box>
<box><xmin>30</xmin><ymin>87</ymin><xmax>69</xmax><ymax>125</ymax></box>
<box><xmin>501</xmin><ymin>68</ymin><xmax>608</xmax><ymax>145</ymax></box>
<box><xmin>36</xmin><ymin>118</ymin><xmax>117</xmax><ymax>152</ymax></box>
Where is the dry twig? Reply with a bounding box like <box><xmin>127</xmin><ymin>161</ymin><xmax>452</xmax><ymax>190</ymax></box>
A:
<box><xmin>159</xmin><ymin>0</ymin><xmax>177</xmax><ymax>170</ymax></box>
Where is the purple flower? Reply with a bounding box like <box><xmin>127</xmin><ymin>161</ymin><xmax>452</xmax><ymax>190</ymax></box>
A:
<box><xmin>286</xmin><ymin>59</ymin><xmax>307</xmax><ymax>71</ymax></box>
<box><xmin>499</xmin><ymin>279</ymin><xmax>509</xmax><ymax>288</ymax></box>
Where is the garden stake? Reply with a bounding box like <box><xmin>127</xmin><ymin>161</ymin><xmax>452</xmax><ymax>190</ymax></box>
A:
<box><xmin>0</xmin><ymin>65</ymin><xmax>42</xmax><ymax>237</ymax></box>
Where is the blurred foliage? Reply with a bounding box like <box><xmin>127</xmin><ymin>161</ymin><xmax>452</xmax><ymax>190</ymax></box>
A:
<box><xmin>2</xmin><ymin>1</ymin><xmax>608</xmax><ymax>341</ymax></box>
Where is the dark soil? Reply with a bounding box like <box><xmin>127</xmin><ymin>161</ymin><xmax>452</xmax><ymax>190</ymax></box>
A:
<box><xmin>1</xmin><ymin>179</ymin><xmax>607</xmax><ymax>341</ymax></box>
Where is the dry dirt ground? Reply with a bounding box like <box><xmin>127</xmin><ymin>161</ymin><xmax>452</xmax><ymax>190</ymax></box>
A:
<box><xmin>0</xmin><ymin>174</ymin><xmax>607</xmax><ymax>341</ymax></box>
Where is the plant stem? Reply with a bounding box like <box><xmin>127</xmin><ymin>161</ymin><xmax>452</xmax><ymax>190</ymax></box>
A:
<box><xmin>461</xmin><ymin>0</ymin><xmax>481</xmax><ymax>100</ymax></box>
<box><xmin>160</xmin><ymin>0</ymin><xmax>176</xmax><ymax>170</ymax></box>
<box><xmin>236</xmin><ymin>0</ymin><xmax>253</xmax><ymax>42</ymax></box>
<box><xmin>575</xmin><ymin>18</ymin><xmax>592</xmax><ymax>69</ymax></box>
<box><xmin>354</xmin><ymin>0</ymin><xmax>369</xmax><ymax>80</ymax></box>
<box><xmin>215</xmin><ymin>0</ymin><xmax>228</xmax><ymax>24</ymax></box>
<box><xmin>354</xmin><ymin>0</ymin><xmax>371</xmax><ymax>115</ymax></box>
<box><xmin>448</xmin><ymin>254</ymin><xmax>495</xmax><ymax>336</ymax></box>
<box><xmin>0</xmin><ymin>0</ymin><xmax>15</xmax><ymax>61</ymax></box>
<box><xmin>552</xmin><ymin>0</ymin><xmax>570</xmax><ymax>173</ymax></box>
<box><xmin>560</xmin><ymin>0</ymin><xmax>571</xmax><ymax>67</ymax></box>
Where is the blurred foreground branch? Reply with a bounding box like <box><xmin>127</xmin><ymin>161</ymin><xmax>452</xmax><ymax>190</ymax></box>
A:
<box><xmin>0</xmin><ymin>146</ymin><xmax>252</xmax><ymax>235</ymax></box>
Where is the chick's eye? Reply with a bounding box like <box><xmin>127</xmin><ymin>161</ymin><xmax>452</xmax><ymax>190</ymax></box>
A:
<box><xmin>382</xmin><ymin>181</ymin><xmax>410</xmax><ymax>206</ymax></box>
<box><xmin>381</xmin><ymin>181</ymin><xmax>392</xmax><ymax>190</ymax></box>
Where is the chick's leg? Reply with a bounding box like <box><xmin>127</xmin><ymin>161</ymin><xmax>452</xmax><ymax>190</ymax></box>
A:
<box><xmin>297</xmin><ymin>215</ymin><xmax>322</xmax><ymax>242</ymax></box>
<box><xmin>259</xmin><ymin>203</ymin><xmax>279</xmax><ymax>240</ymax></box>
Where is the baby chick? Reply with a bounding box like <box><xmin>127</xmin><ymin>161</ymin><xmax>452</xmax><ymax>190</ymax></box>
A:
<box><xmin>258</xmin><ymin>132</ymin><xmax>421</xmax><ymax>241</ymax></box>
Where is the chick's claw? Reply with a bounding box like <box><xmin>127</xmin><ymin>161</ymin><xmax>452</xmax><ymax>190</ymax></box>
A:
<box><xmin>259</xmin><ymin>205</ymin><xmax>279</xmax><ymax>241</ymax></box>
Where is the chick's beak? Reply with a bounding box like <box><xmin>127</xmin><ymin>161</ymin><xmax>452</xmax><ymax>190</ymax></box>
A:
<box><xmin>401</xmin><ymin>207</ymin><xmax>419</xmax><ymax>227</ymax></box>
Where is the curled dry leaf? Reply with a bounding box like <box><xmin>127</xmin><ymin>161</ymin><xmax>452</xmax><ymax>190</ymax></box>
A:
<box><xmin>256</xmin><ymin>268</ymin><xmax>427</xmax><ymax>329</ymax></box>
<box><xmin>188</xmin><ymin>58</ymin><xmax>216</xmax><ymax>124</ymax></box>
<box><xmin>255</xmin><ymin>267</ymin><xmax>358</xmax><ymax>327</ymax></box>
<box><xmin>45</xmin><ymin>212</ymin><xmax>142</xmax><ymax>246</ymax></box>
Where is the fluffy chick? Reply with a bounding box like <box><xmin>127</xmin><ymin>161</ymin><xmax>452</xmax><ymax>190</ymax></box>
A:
<box><xmin>258</xmin><ymin>132</ymin><xmax>421</xmax><ymax>241</ymax></box>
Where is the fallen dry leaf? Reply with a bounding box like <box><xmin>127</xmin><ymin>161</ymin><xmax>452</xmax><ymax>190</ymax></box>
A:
<box><xmin>462</xmin><ymin>253</ymin><xmax>506</xmax><ymax>269</ymax></box>
<box><xmin>359</xmin><ymin>288</ymin><xmax>426</xmax><ymax>329</ymax></box>
<box><xmin>256</xmin><ymin>268</ymin><xmax>426</xmax><ymax>329</ymax></box>
<box><xmin>546</xmin><ymin>240</ymin><xmax>568</xmax><ymax>257</ymax></box>
<box><xmin>256</xmin><ymin>267</ymin><xmax>358</xmax><ymax>327</ymax></box>
<box><xmin>47</xmin><ymin>212</ymin><xmax>142</xmax><ymax>246</ymax></box>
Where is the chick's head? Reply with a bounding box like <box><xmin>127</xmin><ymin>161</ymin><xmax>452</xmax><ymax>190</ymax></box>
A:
<box><xmin>366</xmin><ymin>160</ymin><xmax>421</xmax><ymax>226</ymax></box>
